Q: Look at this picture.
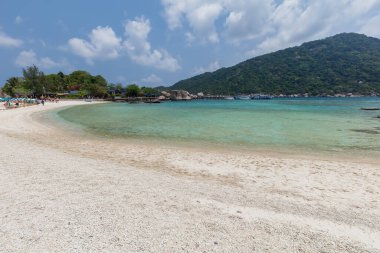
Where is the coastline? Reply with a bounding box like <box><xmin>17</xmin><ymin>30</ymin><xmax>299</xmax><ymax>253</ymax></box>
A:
<box><xmin>1</xmin><ymin>101</ymin><xmax>379</xmax><ymax>252</ymax></box>
<box><xmin>48</xmin><ymin>101</ymin><xmax>380</xmax><ymax>166</ymax></box>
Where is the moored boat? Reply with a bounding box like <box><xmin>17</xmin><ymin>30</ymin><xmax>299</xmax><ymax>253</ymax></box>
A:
<box><xmin>234</xmin><ymin>95</ymin><xmax>251</xmax><ymax>100</ymax></box>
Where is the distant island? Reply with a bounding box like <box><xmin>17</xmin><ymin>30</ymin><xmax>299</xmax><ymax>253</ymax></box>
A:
<box><xmin>170</xmin><ymin>33</ymin><xmax>380</xmax><ymax>96</ymax></box>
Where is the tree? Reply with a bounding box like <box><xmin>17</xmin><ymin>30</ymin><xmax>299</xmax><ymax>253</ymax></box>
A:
<box><xmin>125</xmin><ymin>84</ymin><xmax>141</xmax><ymax>97</ymax></box>
<box><xmin>115</xmin><ymin>83</ymin><xmax>124</xmax><ymax>94</ymax></box>
<box><xmin>45</xmin><ymin>73</ymin><xmax>67</xmax><ymax>93</ymax></box>
<box><xmin>23</xmin><ymin>65</ymin><xmax>45</xmax><ymax>97</ymax></box>
<box><xmin>2</xmin><ymin>77</ymin><xmax>22</xmax><ymax>97</ymax></box>
<box><xmin>12</xmin><ymin>85</ymin><xmax>30</xmax><ymax>97</ymax></box>
<box><xmin>141</xmin><ymin>87</ymin><xmax>159</xmax><ymax>96</ymax></box>
<box><xmin>81</xmin><ymin>74</ymin><xmax>108</xmax><ymax>97</ymax></box>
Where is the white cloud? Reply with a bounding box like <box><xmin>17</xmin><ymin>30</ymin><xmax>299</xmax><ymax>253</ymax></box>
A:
<box><xmin>67</xmin><ymin>20</ymin><xmax>180</xmax><ymax>71</ymax></box>
<box><xmin>141</xmin><ymin>74</ymin><xmax>162</xmax><ymax>84</ymax></box>
<box><xmin>161</xmin><ymin>0</ymin><xmax>380</xmax><ymax>55</ymax></box>
<box><xmin>187</xmin><ymin>3</ymin><xmax>223</xmax><ymax>43</ymax></box>
<box><xmin>123</xmin><ymin>17</ymin><xmax>180</xmax><ymax>72</ymax></box>
<box><xmin>68</xmin><ymin>26</ymin><xmax>122</xmax><ymax>64</ymax></box>
<box><xmin>223</xmin><ymin>0</ymin><xmax>274</xmax><ymax>44</ymax></box>
<box><xmin>15</xmin><ymin>16</ymin><xmax>23</xmax><ymax>24</ymax></box>
<box><xmin>0</xmin><ymin>30</ymin><xmax>23</xmax><ymax>47</ymax></box>
<box><xmin>161</xmin><ymin>0</ymin><xmax>223</xmax><ymax>43</ymax></box>
<box><xmin>251</xmin><ymin>0</ymin><xmax>380</xmax><ymax>55</ymax></box>
<box><xmin>194</xmin><ymin>61</ymin><xmax>220</xmax><ymax>75</ymax></box>
<box><xmin>360</xmin><ymin>14</ymin><xmax>380</xmax><ymax>38</ymax></box>
<box><xmin>15</xmin><ymin>50</ymin><xmax>37</xmax><ymax>67</ymax></box>
<box><xmin>161</xmin><ymin>0</ymin><xmax>272</xmax><ymax>44</ymax></box>
<box><xmin>15</xmin><ymin>50</ymin><xmax>69</xmax><ymax>69</ymax></box>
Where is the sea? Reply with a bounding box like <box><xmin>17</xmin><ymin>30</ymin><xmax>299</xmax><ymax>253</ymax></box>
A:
<box><xmin>53</xmin><ymin>97</ymin><xmax>380</xmax><ymax>161</ymax></box>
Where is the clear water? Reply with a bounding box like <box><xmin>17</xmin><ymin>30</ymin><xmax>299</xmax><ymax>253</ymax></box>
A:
<box><xmin>55</xmin><ymin>98</ymin><xmax>380</xmax><ymax>159</ymax></box>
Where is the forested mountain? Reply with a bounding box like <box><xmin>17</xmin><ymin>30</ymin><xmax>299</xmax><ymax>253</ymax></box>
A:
<box><xmin>171</xmin><ymin>33</ymin><xmax>380</xmax><ymax>95</ymax></box>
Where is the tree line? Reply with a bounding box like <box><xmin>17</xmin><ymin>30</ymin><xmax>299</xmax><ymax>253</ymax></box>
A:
<box><xmin>1</xmin><ymin>65</ymin><xmax>160</xmax><ymax>98</ymax></box>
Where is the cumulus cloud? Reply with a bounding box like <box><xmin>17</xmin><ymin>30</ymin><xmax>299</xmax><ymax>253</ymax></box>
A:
<box><xmin>161</xmin><ymin>0</ymin><xmax>223</xmax><ymax>43</ymax></box>
<box><xmin>223</xmin><ymin>0</ymin><xmax>274</xmax><ymax>44</ymax></box>
<box><xmin>123</xmin><ymin>17</ymin><xmax>180</xmax><ymax>72</ymax></box>
<box><xmin>68</xmin><ymin>26</ymin><xmax>122</xmax><ymax>64</ymax></box>
<box><xmin>0</xmin><ymin>30</ymin><xmax>23</xmax><ymax>47</ymax></box>
<box><xmin>67</xmin><ymin>19</ymin><xmax>180</xmax><ymax>71</ymax></box>
<box><xmin>187</xmin><ymin>3</ymin><xmax>223</xmax><ymax>43</ymax></box>
<box><xmin>253</xmin><ymin>0</ymin><xmax>380</xmax><ymax>55</ymax></box>
<box><xmin>161</xmin><ymin>0</ymin><xmax>272</xmax><ymax>44</ymax></box>
<box><xmin>161</xmin><ymin>0</ymin><xmax>380</xmax><ymax>55</ymax></box>
<box><xmin>194</xmin><ymin>61</ymin><xmax>220</xmax><ymax>75</ymax></box>
<box><xmin>15</xmin><ymin>50</ymin><xmax>69</xmax><ymax>69</ymax></box>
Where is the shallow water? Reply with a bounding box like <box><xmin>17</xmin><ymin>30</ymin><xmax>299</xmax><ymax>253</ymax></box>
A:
<box><xmin>55</xmin><ymin>98</ymin><xmax>380</xmax><ymax>160</ymax></box>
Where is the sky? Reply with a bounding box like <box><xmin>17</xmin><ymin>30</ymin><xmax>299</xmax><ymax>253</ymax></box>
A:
<box><xmin>1</xmin><ymin>0</ymin><xmax>380</xmax><ymax>87</ymax></box>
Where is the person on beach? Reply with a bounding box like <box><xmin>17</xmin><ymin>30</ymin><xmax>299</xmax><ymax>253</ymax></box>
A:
<box><xmin>41</xmin><ymin>99</ymin><xmax>45</xmax><ymax>106</ymax></box>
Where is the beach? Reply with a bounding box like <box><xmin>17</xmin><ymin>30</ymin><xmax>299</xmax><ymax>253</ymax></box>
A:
<box><xmin>0</xmin><ymin>101</ymin><xmax>379</xmax><ymax>252</ymax></box>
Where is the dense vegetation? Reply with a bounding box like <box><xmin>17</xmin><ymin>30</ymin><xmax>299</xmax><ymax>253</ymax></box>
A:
<box><xmin>1</xmin><ymin>66</ymin><xmax>159</xmax><ymax>98</ymax></box>
<box><xmin>171</xmin><ymin>33</ymin><xmax>380</xmax><ymax>95</ymax></box>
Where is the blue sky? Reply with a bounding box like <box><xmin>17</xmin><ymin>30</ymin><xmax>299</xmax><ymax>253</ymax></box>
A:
<box><xmin>1</xmin><ymin>0</ymin><xmax>380</xmax><ymax>87</ymax></box>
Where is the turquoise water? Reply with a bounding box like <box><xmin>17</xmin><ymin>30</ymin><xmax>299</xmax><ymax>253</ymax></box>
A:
<box><xmin>55</xmin><ymin>98</ymin><xmax>380</xmax><ymax>159</ymax></box>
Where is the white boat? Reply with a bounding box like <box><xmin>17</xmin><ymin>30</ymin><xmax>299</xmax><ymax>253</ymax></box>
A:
<box><xmin>224</xmin><ymin>96</ymin><xmax>234</xmax><ymax>100</ymax></box>
<box><xmin>234</xmin><ymin>95</ymin><xmax>251</xmax><ymax>100</ymax></box>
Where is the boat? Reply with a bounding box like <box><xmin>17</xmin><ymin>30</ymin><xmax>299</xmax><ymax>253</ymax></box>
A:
<box><xmin>224</xmin><ymin>96</ymin><xmax>234</xmax><ymax>100</ymax></box>
<box><xmin>360</xmin><ymin>107</ymin><xmax>380</xmax><ymax>111</ymax></box>
<box><xmin>234</xmin><ymin>95</ymin><xmax>251</xmax><ymax>100</ymax></box>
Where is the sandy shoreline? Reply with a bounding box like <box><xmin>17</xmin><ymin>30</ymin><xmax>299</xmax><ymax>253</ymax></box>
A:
<box><xmin>0</xmin><ymin>101</ymin><xmax>379</xmax><ymax>252</ymax></box>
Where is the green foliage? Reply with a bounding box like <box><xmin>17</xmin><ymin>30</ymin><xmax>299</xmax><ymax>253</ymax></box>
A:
<box><xmin>171</xmin><ymin>33</ymin><xmax>380</xmax><ymax>95</ymax></box>
<box><xmin>23</xmin><ymin>65</ymin><xmax>46</xmax><ymax>97</ymax></box>
<box><xmin>141</xmin><ymin>87</ymin><xmax>160</xmax><ymax>96</ymax></box>
<box><xmin>125</xmin><ymin>84</ymin><xmax>141</xmax><ymax>97</ymax></box>
<box><xmin>115</xmin><ymin>83</ymin><xmax>124</xmax><ymax>94</ymax></box>
<box><xmin>45</xmin><ymin>71</ymin><xmax>67</xmax><ymax>92</ymax></box>
<box><xmin>2</xmin><ymin>77</ymin><xmax>23</xmax><ymax>97</ymax></box>
<box><xmin>12</xmin><ymin>86</ymin><xmax>30</xmax><ymax>97</ymax></box>
<box><xmin>66</xmin><ymin>71</ymin><xmax>108</xmax><ymax>97</ymax></box>
<box><xmin>2</xmin><ymin>67</ymin><xmax>110</xmax><ymax>98</ymax></box>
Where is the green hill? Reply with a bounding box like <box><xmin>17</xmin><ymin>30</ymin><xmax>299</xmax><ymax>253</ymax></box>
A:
<box><xmin>171</xmin><ymin>33</ymin><xmax>380</xmax><ymax>95</ymax></box>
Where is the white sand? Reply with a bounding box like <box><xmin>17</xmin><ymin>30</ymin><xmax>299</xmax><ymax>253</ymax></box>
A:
<box><xmin>0</xmin><ymin>101</ymin><xmax>379</xmax><ymax>252</ymax></box>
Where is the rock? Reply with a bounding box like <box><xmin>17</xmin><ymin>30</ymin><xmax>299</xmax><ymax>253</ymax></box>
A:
<box><xmin>161</xmin><ymin>91</ymin><xmax>171</xmax><ymax>98</ymax></box>
<box><xmin>197</xmin><ymin>92</ymin><xmax>204</xmax><ymax>97</ymax></box>
<box><xmin>158</xmin><ymin>95</ymin><xmax>166</xmax><ymax>100</ymax></box>
<box><xmin>170</xmin><ymin>90</ymin><xmax>192</xmax><ymax>100</ymax></box>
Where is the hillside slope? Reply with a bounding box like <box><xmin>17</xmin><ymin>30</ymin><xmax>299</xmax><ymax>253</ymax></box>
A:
<box><xmin>171</xmin><ymin>33</ymin><xmax>380</xmax><ymax>95</ymax></box>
